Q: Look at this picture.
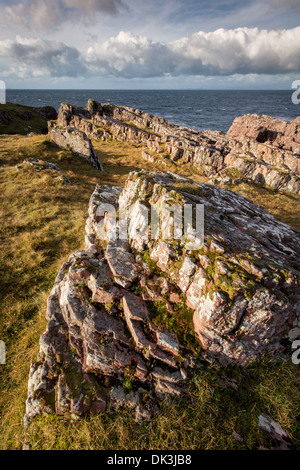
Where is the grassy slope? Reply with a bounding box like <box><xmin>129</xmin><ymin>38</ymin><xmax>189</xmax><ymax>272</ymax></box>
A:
<box><xmin>0</xmin><ymin>133</ymin><xmax>299</xmax><ymax>450</ymax></box>
<box><xmin>0</xmin><ymin>103</ymin><xmax>49</xmax><ymax>135</ymax></box>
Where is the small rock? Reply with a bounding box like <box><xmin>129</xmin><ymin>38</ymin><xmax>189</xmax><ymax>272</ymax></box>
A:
<box><xmin>105</xmin><ymin>240</ymin><xmax>138</xmax><ymax>288</ymax></box>
<box><xmin>233</xmin><ymin>431</ymin><xmax>244</xmax><ymax>443</ymax></box>
<box><xmin>258</xmin><ymin>414</ymin><xmax>292</xmax><ymax>449</ymax></box>
<box><xmin>288</xmin><ymin>327</ymin><xmax>300</xmax><ymax>341</ymax></box>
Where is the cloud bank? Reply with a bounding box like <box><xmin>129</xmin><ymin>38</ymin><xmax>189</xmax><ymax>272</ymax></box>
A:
<box><xmin>87</xmin><ymin>27</ymin><xmax>300</xmax><ymax>77</ymax></box>
<box><xmin>1</xmin><ymin>27</ymin><xmax>300</xmax><ymax>79</ymax></box>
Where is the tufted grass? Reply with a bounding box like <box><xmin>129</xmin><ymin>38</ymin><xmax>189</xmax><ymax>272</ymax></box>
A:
<box><xmin>0</xmin><ymin>132</ymin><xmax>299</xmax><ymax>450</ymax></box>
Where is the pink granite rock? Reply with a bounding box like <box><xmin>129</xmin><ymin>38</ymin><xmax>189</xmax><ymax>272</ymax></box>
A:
<box><xmin>49</xmin><ymin>101</ymin><xmax>300</xmax><ymax>194</ymax></box>
<box><xmin>25</xmin><ymin>170</ymin><xmax>300</xmax><ymax>426</ymax></box>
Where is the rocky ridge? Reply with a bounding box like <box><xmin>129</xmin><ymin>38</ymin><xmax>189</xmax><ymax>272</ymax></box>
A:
<box><xmin>48</xmin><ymin>100</ymin><xmax>300</xmax><ymax>194</ymax></box>
<box><xmin>25</xmin><ymin>171</ymin><xmax>300</xmax><ymax>423</ymax></box>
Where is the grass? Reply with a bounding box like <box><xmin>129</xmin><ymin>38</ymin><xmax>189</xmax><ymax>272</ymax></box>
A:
<box><xmin>0</xmin><ymin>132</ymin><xmax>299</xmax><ymax>450</ymax></box>
<box><xmin>0</xmin><ymin>102</ymin><xmax>48</xmax><ymax>135</ymax></box>
<box><xmin>4</xmin><ymin>360</ymin><xmax>300</xmax><ymax>450</ymax></box>
<box><xmin>226</xmin><ymin>182</ymin><xmax>300</xmax><ymax>231</ymax></box>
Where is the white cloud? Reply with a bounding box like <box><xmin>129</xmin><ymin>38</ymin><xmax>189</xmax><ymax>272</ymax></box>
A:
<box><xmin>86</xmin><ymin>32</ymin><xmax>177</xmax><ymax>78</ymax></box>
<box><xmin>1</xmin><ymin>27</ymin><xmax>300</xmax><ymax>80</ymax></box>
<box><xmin>171</xmin><ymin>27</ymin><xmax>300</xmax><ymax>75</ymax></box>
<box><xmin>0</xmin><ymin>36</ymin><xmax>86</xmax><ymax>78</ymax></box>
<box><xmin>87</xmin><ymin>27</ymin><xmax>300</xmax><ymax>77</ymax></box>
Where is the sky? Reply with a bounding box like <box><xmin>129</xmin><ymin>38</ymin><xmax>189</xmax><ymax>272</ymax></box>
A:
<box><xmin>0</xmin><ymin>0</ymin><xmax>300</xmax><ymax>89</ymax></box>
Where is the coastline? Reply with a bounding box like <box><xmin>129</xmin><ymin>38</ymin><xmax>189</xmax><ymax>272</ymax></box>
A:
<box><xmin>5</xmin><ymin>89</ymin><xmax>300</xmax><ymax>133</ymax></box>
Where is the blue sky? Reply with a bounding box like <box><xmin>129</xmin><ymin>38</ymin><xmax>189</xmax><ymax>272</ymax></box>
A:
<box><xmin>0</xmin><ymin>0</ymin><xmax>299</xmax><ymax>89</ymax></box>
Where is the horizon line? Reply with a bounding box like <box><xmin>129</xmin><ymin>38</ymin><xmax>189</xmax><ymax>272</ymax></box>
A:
<box><xmin>6</xmin><ymin>88</ymin><xmax>294</xmax><ymax>92</ymax></box>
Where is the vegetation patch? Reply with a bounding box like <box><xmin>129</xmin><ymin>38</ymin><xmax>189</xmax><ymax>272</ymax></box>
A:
<box><xmin>0</xmin><ymin>102</ymin><xmax>49</xmax><ymax>135</ymax></box>
<box><xmin>148</xmin><ymin>300</ymin><xmax>201</xmax><ymax>357</ymax></box>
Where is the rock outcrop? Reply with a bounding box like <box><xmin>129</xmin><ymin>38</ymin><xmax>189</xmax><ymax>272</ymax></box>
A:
<box><xmin>117</xmin><ymin>171</ymin><xmax>300</xmax><ymax>365</ymax></box>
<box><xmin>226</xmin><ymin>114</ymin><xmax>300</xmax><ymax>194</ymax></box>
<box><xmin>25</xmin><ymin>171</ymin><xmax>300</xmax><ymax>423</ymax></box>
<box><xmin>228</xmin><ymin>113</ymin><xmax>300</xmax><ymax>155</ymax></box>
<box><xmin>48</xmin><ymin>123</ymin><xmax>103</xmax><ymax>171</ymax></box>
<box><xmin>25</xmin><ymin>182</ymin><xmax>189</xmax><ymax>424</ymax></box>
<box><xmin>49</xmin><ymin>100</ymin><xmax>300</xmax><ymax>194</ymax></box>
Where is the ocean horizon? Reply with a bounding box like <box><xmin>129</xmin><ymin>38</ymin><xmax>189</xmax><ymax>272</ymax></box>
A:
<box><xmin>6</xmin><ymin>89</ymin><xmax>299</xmax><ymax>133</ymax></box>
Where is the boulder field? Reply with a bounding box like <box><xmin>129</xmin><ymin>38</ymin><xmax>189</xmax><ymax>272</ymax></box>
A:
<box><xmin>25</xmin><ymin>170</ymin><xmax>300</xmax><ymax>423</ymax></box>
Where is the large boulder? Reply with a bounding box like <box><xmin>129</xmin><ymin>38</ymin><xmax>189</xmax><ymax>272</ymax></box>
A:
<box><xmin>25</xmin><ymin>171</ymin><xmax>300</xmax><ymax>423</ymax></box>
<box><xmin>226</xmin><ymin>114</ymin><xmax>300</xmax><ymax>193</ymax></box>
<box><xmin>227</xmin><ymin>113</ymin><xmax>300</xmax><ymax>154</ymax></box>
<box><xmin>48</xmin><ymin>124</ymin><xmax>103</xmax><ymax>171</ymax></box>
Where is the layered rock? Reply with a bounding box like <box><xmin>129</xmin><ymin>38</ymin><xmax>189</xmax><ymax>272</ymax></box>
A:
<box><xmin>226</xmin><ymin>114</ymin><xmax>300</xmax><ymax>193</ymax></box>
<box><xmin>117</xmin><ymin>171</ymin><xmax>300</xmax><ymax>365</ymax></box>
<box><xmin>54</xmin><ymin>102</ymin><xmax>163</xmax><ymax>150</ymax></box>
<box><xmin>50</xmin><ymin>100</ymin><xmax>300</xmax><ymax>194</ymax></box>
<box><xmin>228</xmin><ymin>113</ymin><xmax>300</xmax><ymax>155</ymax></box>
<box><xmin>26</xmin><ymin>171</ymin><xmax>300</xmax><ymax>423</ymax></box>
<box><xmin>25</xmin><ymin>182</ymin><xmax>189</xmax><ymax>424</ymax></box>
<box><xmin>48</xmin><ymin>122</ymin><xmax>103</xmax><ymax>171</ymax></box>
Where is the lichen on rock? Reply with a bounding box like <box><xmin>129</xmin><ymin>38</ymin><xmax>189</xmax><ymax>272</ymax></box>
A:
<box><xmin>25</xmin><ymin>170</ymin><xmax>300</xmax><ymax>424</ymax></box>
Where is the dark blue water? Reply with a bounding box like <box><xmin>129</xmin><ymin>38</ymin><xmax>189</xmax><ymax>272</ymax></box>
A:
<box><xmin>6</xmin><ymin>89</ymin><xmax>299</xmax><ymax>133</ymax></box>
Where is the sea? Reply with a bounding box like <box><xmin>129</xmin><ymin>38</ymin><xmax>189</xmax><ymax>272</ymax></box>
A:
<box><xmin>6</xmin><ymin>89</ymin><xmax>300</xmax><ymax>133</ymax></box>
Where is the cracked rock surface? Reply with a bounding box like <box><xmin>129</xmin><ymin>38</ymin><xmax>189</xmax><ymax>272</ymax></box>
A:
<box><xmin>25</xmin><ymin>171</ymin><xmax>300</xmax><ymax>423</ymax></box>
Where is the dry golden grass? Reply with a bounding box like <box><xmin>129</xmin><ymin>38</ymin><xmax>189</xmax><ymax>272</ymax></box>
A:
<box><xmin>227</xmin><ymin>182</ymin><xmax>300</xmax><ymax>232</ymax></box>
<box><xmin>0</xmin><ymin>133</ymin><xmax>299</xmax><ymax>450</ymax></box>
